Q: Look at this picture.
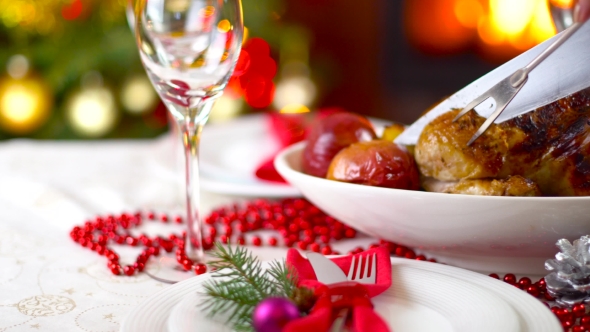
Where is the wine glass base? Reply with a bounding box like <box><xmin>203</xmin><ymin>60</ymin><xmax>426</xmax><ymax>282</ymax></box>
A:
<box><xmin>145</xmin><ymin>256</ymin><xmax>199</xmax><ymax>284</ymax></box>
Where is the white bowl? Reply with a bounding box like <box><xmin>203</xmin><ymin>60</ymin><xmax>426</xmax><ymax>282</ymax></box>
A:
<box><xmin>275</xmin><ymin>142</ymin><xmax>590</xmax><ymax>275</ymax></box>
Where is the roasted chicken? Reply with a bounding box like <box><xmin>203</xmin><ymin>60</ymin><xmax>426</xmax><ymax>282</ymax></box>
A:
<box><xmin>421</xmin><ymin>175</ymin><xmax>541</xmax><ymax>196</ymax></box>
<box><xmin>415</xmin><ymin>88</ymin><xmax>590</xmax><ymax>196</ymax></box>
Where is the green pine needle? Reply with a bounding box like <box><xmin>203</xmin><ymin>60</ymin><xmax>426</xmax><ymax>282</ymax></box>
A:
<box><xmin>200</xmin><ymin>242</ymin><xmax>304</xmax><ymax>332</ymax></box>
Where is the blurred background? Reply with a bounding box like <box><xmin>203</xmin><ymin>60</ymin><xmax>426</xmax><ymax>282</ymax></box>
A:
<box><xmin>0</xmin><ymin>0</ymin><xmax>564</xmax><ymax>140</ymax></box>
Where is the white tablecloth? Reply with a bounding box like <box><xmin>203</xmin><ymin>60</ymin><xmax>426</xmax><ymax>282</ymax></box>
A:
<box><xmin>0</xmin><ymin>136</ymin><xmax>372</xmax><ymax>332</ymax></box>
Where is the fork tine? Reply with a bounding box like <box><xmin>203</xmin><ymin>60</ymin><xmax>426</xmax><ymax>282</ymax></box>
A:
<box><xmin>348</xmin><ymin>255</ymin><xmax>356</xmax><ymax>280</ymax></box>
<box><xmin>452</xmin><ymin>93</ymin><xmax>491</xmax><ymax>122</ymax></box>
<box><xmin>370</xmin><ymin>253</ymin><xmax>376</xmax><ymax>282</ymax></box>
<box><xmin>466</xmin><ymin>110</ymin><xmax>502</xmax><ymax>146</ymax></box>
<box><xmin>363</xmin><ymin>254</ymin><xmax>371</xmax><ymax>279</ymax></box>
<box><xmin>355</xmin><ymin>255</ymin><xmax>364</xmax><ymax>280</ymax></box>
<box><xmin>466</xmin><ymin>102</ymin><xmax>508</xmax><ymax>146</ymax></box>
<box><xmin>466</xmin><ymin>81</ymin><xmax>524</xmax><ymax>146</ymax></box>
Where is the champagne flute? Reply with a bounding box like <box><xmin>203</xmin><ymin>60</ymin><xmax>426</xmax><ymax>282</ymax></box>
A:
<box><xmin>134</xmin><ymin>0</ymin><xmax>243</xmax><ymax>282</ymax></box>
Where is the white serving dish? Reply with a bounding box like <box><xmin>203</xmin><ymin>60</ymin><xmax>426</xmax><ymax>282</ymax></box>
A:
<box><xmin>274</xmin><ymin>142</ymin><xmax>590</xmax><ymax>275</ymax></box>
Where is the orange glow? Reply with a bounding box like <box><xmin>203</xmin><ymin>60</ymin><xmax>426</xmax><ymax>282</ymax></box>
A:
<box><xmin>405</xmin><ymin>0</ymin><xmax>473</xmax><ymax>54</ymax></box>
<box><xmin>530</xmin><ymin>0</ymin><xmax>557</xmax><ymax>43</ymax></box>
<box><xmin>489</xmin><ymin>0</ymin><xmax>536</xmax><ymax>37</ymax></box>
<box><xmin>550</xmin><ymin>0</ymin><xmax>574</xmax><ymax>8</ymax></box>
<box><xmin>199</xmin><ymin>5</ymin><xmax>215</xmax><ymax>17</ymax></box>
<box><xmin>405</xmin><ymin>0</ymin><xmax>559</xmax><ymax>60</ymax></box>
<box><xmin>243</xmin><ymin>27</ymin><xmax>249</xmax><ymax>43</ymax></box>
<box><xmin>482</xmin><ymin>0</ymin><xmax>556</xmax><ymax>54</ymax></box>
<box><xmin>478</xmin><ymin>16</ymin><xmax>505</xmax><ymax>45</ymax></box>
<box><xmin>454</xmin><ymin>0</ymin><xmax>484</xmax><ymax>28</ymax></box>
<box><xmin>279</xmin><ymin>104</ymin><xmax>310</xmax><ymax>114</ymax></box>
<box><xmin>217</xmin><ymin>19</ymin><xmax>231</xmax><ymax>33</ymax></box>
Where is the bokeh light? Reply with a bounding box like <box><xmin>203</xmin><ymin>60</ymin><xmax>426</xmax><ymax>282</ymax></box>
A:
<box><xmin>273</xmin><ymin>76</ymin><xmax>316</xmax><ymax>110</ymax></box>
<box><xmin>217</xmin><ymin>19</ymin><xmax>231</xmax><ymax>33</ymax></box>
<box><xmin>0</xmin><ymin>77</ymin><xmax>53</xmax><ymax>134</ymax></box>
<box><xmin>0</xmin><ymin>55</ymin><xmax>52</xmax><ymax>135</ymax></box>
<box><xmin>61</xmin><ymin>0</ymin><xmax>83</xmax><ymax>21</ymax></box>
<box><xmin>121</xmin><ymin>75</ymin><xmax>158</xmax><ymax>115</ymax></box>
<box><xmin>7</xmin><ymin>55</ymin><xmax>29</xmax><ymax>79</ymax></box>
<box><xmin>66</xmin><ymin>87</ymin><xmax>118</xmax><ymax>137</ymax></box>
<box><xmin>210</xmin><ymin>94</ymin><xmax>243</xmax><ymax>122</ymax></box>
<box><xmin>279</xmin><ymin>104</ymin><xmax>310</xmax><ymax>114</ymax></box>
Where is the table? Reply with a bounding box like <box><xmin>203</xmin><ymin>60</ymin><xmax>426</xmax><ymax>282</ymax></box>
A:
<box><xmin>0</xmin><ymin>136</ymin><xmax>374</xmax><ymax>332</ymax></box>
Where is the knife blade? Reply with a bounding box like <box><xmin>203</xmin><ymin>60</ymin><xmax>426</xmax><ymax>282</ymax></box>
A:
<box><xmin>394</xmin><ymin>19</ymin><xmax>590</xmax><ymax>146</ymax></box>
<box><xmin>306</xmin><ymin>252</ymin><xmax>348</xmax><ymax>284</ymax></box>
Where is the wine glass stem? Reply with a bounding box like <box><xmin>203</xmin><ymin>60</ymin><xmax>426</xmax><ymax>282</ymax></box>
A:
<box><xmin>180</xmin><ymin>111</ymin><xmax>208</xmax><ymax>263</ymax></box>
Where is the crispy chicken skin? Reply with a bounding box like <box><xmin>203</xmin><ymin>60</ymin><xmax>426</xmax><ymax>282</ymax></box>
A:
<box><xmin>415</xmin><ymin>88</ymin><xmax>590</xmax><ymax>196</ymax></box>
<box><xmin>415</xmin><ymin>109</ymin><xmax>509</xmax><ymax>181</ymax></box>
<box><xmin>421</xmin><ymin>176</ymin><xmax>542</xmax><ymax>196</ymax></box>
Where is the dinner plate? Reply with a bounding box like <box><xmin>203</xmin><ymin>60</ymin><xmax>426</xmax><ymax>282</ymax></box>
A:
<box><xmin>274</xmin><ymin>142</ymin><xmax>590</xmax><ymax>275</ymax></box>
<box><xmin>199</xmin><ymin>113</ymin><xmax>392</xmax><ymax>197</ymax></box>
<box><xmin>166</xmin><ymin>265</ymin><xmax>517</xmax><ymax>332</ymax></box>
<box><xmin>120</xmin><ymin>257</ymin><xmax>560</xmax><ymax>332</ymax></box>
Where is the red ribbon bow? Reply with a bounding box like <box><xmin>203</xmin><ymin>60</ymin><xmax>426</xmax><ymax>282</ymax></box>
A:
<box><xmin>284</xmin><ymin>247</ymin><xmax>392</xmax><ymax>332</ymax></box>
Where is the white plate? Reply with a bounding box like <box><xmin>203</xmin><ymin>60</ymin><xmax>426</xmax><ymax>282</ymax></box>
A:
<box><xmin>200</xmin><ymin>114</ymin><xmax>392</xmax><ymax>197</ymax></box>
<box><xmin>274</xmin><ymin>142</ymin><xmax>590</xmax><ymax>275</ymax></box>
<box><xmin>120</xmin><ymin>258</ymin><xmax>560</xmax><ymax>332</ymax></box>
<box><xmin>200</xmin><ymin>114</ymin><xmax>300</xmax><ymax>197</ymax></box>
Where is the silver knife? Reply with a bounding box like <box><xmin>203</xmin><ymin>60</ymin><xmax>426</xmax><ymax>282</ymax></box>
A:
<box><xmin>306</xmin><ymin>252</ymin><xmax>348</xmax><ymax>284</ymax></box>
<box><xmin>306</xmin><ymin>252</ymin><xmax>350</xmax><ymax>332</ymax></box>
<box><xmin>394</xmin><ymin>19</ymin><xmax>590</xmax><ymax>146</ymax></box>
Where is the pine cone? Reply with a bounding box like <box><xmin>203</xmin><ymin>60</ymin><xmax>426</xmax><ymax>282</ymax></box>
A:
<box><xmin>545</xmin><ymin>236</ymin><xmax>590</xmax><ymax>306</ymax></box>
<box><xmin>291</xmin><ymin>287</ymin><xmax>316</xmax><ymax>313</ymax></box>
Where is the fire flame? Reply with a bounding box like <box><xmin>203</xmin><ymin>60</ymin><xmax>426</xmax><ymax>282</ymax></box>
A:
<box><xmin>405</xmin><ymin>0</ymin><xmax>558</xmax><ymax>59</ymax></box>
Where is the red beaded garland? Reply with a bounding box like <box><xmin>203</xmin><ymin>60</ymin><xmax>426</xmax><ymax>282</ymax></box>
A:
<box><xmin>572</xmin><ymin>325</ymin><xmax>586</xmax><ymax>332</ymax></box>
<box><xmin>518</xmin><ymin>277</ymin><xmax>531</xmax><ymax>289</ymax></box>
<box><xmin>574</xmin><ymin>304</ymin><xmax>587</xmax><ymax>318</ymax></box>
<box><xmin>70</xmin><ymin>197</ymin><xmax>587</xmax><ymax>331</ymax></box>
<box><xmin>194</xmin><ymin>263</ymin><xmax>207</xmax><ymax>275</ymax></box>
<box><xmin>70</xmin><ymin>198</ymin><xmax>367</xmax><ymax>277</ymax></box>
<box><xmin>503</xmin><ymin>273</ymin><xmax>516</xmax><ymax>285</ymax></box>
<box><xmin>526</xmin><ymin>284</ymin><xmax>540</xmax><ymax>298</ymax></box>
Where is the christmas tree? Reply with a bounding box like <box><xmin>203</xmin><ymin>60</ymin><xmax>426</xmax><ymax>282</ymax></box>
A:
<box><xmin>0</xmin><ymin>0</ymin><xmax>310</xmax><ymax>139</ymax></box>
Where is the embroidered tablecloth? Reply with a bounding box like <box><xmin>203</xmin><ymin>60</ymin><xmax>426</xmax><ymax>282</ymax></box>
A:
<box><xmin>0</xmin><ymin>135</ymin><xmax>372</xmax><ymax>332</ymax></box>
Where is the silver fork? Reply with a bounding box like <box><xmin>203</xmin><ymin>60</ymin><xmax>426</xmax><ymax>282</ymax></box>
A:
<box><xmin>330</xmin><ymin>253</ymin><xmax>377</xmax><ymax>332</ymax></box>
<box><xmin>452</xmin><ymin>22</ymin><xmax>582</xmax><ymax>146</ymax></box>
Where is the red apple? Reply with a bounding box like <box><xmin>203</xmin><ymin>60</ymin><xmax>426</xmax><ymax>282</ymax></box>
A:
<box><xmin>302</xmin><ymin>112</ymin><xmax>377</xmax><ymax>177</ymax></box>
<box><xmin>327</xmin><ymin>140</ymin><xmax>420</xmax><ymax>190</ymax></box>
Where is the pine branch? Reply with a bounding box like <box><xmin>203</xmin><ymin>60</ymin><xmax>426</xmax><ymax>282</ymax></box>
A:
<box><xmin>201</xmin><ymin>273</ymin><xmax>260</xmax><ymax>330</ymax></box>
<box><xmin>207</xmin><ymin>243</ymin><xmax>277</xmax><ymax>298</ymax></box>
<box><xmin>200</xmin><ymin>243</ymin><xmax>309</xmax><ymax>332</ymax></box>
<box><xmin>266</xmin><ymin>260</ymin><xmax>298</xmax><ymax>298</ymax></box>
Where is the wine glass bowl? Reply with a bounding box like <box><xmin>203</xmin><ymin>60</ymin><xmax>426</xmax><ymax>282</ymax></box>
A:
<box><xmin>549</xmin><ymin>0</ymin><xmax>575</xmax><ymax>32</ymax></box>
<box><xmin>133</xmin><ymin>0</ymin><xmax>243</xmax><ymax>282</ymax></box>
<box><xmin>136</xmin><ymin>0</ymin><xmax>243</xmax><ymax>121</ymax></box>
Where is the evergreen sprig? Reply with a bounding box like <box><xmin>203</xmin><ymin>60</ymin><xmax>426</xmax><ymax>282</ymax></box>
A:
<box><xmin>200</xmin><ymin>243</ymin><xmax>302</xmax><ymax>332</ymax></box>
